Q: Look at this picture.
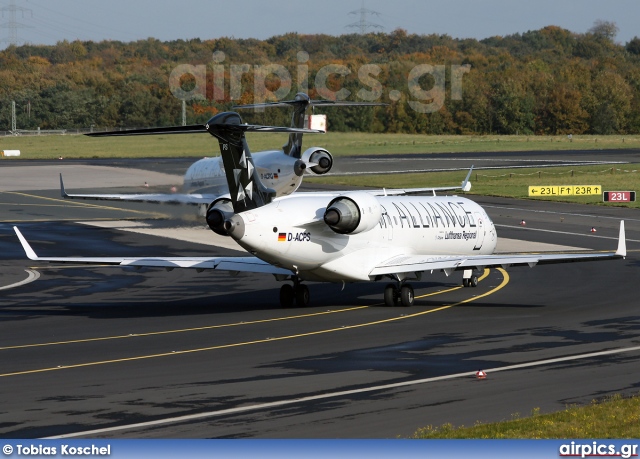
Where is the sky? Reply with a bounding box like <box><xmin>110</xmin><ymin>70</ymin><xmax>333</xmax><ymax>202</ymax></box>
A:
<box><xmin>1</xmin><ymin>0</ymin><xmax>638</xmax><ymax>48</ymax></box>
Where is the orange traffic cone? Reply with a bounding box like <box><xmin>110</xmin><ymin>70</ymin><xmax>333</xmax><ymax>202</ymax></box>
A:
<box><xmin>590</xmin><ymin>227</ymin><xmax>597</xmax><ymax>233</ymax></box>
<box><xmin>520</xmin><ymin>220</ymin><xmax>526</xmax><ymax>226</ymax></box>
<box><xmin>475</xmin><ymin>370</ymin><xmax>487</xmax><ymax>379</ymax></box>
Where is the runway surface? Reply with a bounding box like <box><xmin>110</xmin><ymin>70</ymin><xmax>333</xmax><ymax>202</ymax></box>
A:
<box><xmin>0</xmin><ymin>157</ymin><xmax>639</xmax><ymax>439</ymax></box>
<box><xmin>2</xmin><ymin>148</ymin><xmax>639</xmax><ymax>191</ymax></box>
<box><xmin>328</xmin><ymin>149</ymin><xmax>640</xmax><ymax>176</ymax></box>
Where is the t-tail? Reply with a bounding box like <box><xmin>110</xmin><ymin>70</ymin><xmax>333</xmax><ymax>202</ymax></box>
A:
<box><xmin>205</xmin><ymin>112</ymin><xmax>275</xmax><ymax>214</ymax></box>
<box><xmin>204</xmin><ymin>111</ymin><xmax>323</xmax><ymax>215</ymax></box>
<box><xmin>234</xmin><ymin>92</ymin><xmax>386</xmax><ymax>159</ymax></box>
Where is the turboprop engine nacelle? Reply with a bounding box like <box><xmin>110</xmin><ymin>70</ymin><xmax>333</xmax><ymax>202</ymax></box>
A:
<box><xmin>206</xmin><ymin>197</ymin><xmax>233</xmax><ymax>236</ymax></box>
<box><xmin>323</xmin><ymin>191</ymin><xmax>382</xmax><ymax>235</ymax></box>
<box><xmin>301</xmin><ymin>147</ymin><xmax>333</xmax><ymax>175</ymax></box>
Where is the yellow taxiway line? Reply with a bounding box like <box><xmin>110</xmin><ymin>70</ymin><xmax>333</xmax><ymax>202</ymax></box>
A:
<box><xmin>1</xmin><ymin>191</ymin><xmax>164</xmax><ymax>217</ymax></box>
<box><xmin>0</xmin><ymin>268</ymin><xmax>508</xmax><ymax>378</ymax></box>
<box><xmin>0</xmin><ymin>305</ymin><xmax>369</xmax><ymax>351</ymax></box>
<box><xmin>0</xmin><ymin>270</ymin><xmax>491</xmax><ymax>351</ymax></box>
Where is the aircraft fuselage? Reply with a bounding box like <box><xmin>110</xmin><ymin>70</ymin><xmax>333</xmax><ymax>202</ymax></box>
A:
<box><xmin>183</xmin><ymin>150</ymin><xmax>303</xmax><ymax>197</ymax></box>
<box><xmin>231</xmin><ymin>194</ymin><xmax>497</xmax><ymax>282</ymax></box>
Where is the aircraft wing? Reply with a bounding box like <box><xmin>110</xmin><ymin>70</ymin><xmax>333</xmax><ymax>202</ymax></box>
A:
<box><xmin>369</xmin><ymin>221</ymin><xmax>627</xmax><ymax>277</ymax></box>
<box><xmin>59</xmin><ymin>174</ymin><xmax>215</xmax><ymax>205</ymax></box>
<box><xmin>13</xmin><ymin>227</ymin><xmax>292</xmax><ymax>275</ymax></box>
<box><xmin>368</xmin><ymin>166</ymin><xmax>474</xmax><ymax>196</ymax></box>
<box><xmin>370</xmin><ymin>186</ymin><xmax>468</xmax><ymax>196</ymax></box>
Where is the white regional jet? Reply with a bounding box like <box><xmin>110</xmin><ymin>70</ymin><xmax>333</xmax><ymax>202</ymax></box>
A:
<box><xmin>14</xmin><ymin>111</ymin><xmax>626</xmax><ymax>308</ymax></box>
<box><xmin>61</xmin><ymin>93</ymin><xmax>381</xmax><ymax>233</ymax></box>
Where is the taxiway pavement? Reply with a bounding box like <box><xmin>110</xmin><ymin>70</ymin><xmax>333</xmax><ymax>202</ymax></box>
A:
<box><xmin>0</xmin><ymin>158</ymin><xmax>638</xmax><ymax>438</ymax></box>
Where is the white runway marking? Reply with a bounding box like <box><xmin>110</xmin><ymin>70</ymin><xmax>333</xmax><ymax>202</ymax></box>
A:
<box><xmin>45</xmin><ymin>344</ymin><xmax>640</xmax><ymax>439</ymax></box>
<box><xmin>0</xmin><ymin>165</ymin><xmax>181</xmax><ymax>192</ymax></box>
<box><xmin>358</xmin><ymin>158</ymin><xmax>623</xmax><ymax>164</ymax></box>
<box><xmin>0</xmin><ymin>269</ymin><xmax>40</xmax><ymax>291</ymax></box>
<box><xmin>328</xmin><ymin>160</ymin><xmax>626</xmax><ymax>176</ymax></box>
<box><xmin>496</xmin><ymin>224</ymin><xmax>640</xmax><ymax>243</ymax></box>
<box><xmin>484</xmin><ymin>204</ymin><xmax>640</xmax><ymax>223</ymax></box>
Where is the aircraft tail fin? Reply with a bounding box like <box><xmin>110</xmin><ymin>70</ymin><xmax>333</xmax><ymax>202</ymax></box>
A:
<box><xmin>234</xmin><ymin>93</ymin><xmax>385</xmax><ymax>158</ymax></box>
<box><xmin>204</xmin><ymin>111</ymin><xmax>323</xmax><ymax>213</ymax></box>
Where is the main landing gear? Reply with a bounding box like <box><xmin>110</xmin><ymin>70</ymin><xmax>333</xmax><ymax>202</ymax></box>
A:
<box><xmin>384</xmin><ymin>283</ymin><xmax>414</xmax><ymax>307</ymax></box>
<box><xmin>279</xmin><ymin>277</ymin><xmax>310</xmax><ymax>308</ymax></box>
<box><xmin>383</xmin><ymin>270</ymin><xmax>480</xmax><ymax>307</ymax></box>
<box><xmin>462</xmin><ymin>270</ymin><xmax>479</xmax><ymax>288</ymax></box>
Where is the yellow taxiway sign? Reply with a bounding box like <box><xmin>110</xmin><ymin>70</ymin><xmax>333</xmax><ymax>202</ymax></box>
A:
<box><xmin>528</xmin><ymin>185</ymin><xmax>602</xmax><ymax>197</ymax></box>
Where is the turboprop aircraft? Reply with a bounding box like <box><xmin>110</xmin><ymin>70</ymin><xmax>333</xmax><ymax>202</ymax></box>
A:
<box><xmin>14</xmin><ymin>111</ymin><xmax>627</xmax><ymax>308</ymax></box>
<box><xmin>61</xmin><ymin>93</ymin><xmax>383</xmax><ymax>223</ymax></box>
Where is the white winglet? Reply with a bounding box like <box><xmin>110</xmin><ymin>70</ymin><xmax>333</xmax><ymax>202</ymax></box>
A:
<box><xmin>14</xmin><ymin>227</ymin><xmax>39</xmax><ymax>260</ymax></box>
<box><xmin>616</xmin><ymin>220</ymin><xmax>626</xmax><ymax>257</ymax></box>
<box><xmin>59</xmin><ymin>173</ymin><xmax>68</xmax><ymax>198</ymax></box>
<box><xmin>461</xmin><ymin>165</ymin><xmax>473</xmax><ymax>192</ymax></box>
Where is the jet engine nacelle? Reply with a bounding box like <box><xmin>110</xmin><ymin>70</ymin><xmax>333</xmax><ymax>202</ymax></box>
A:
<box><xmin>301</xmin><ymin>147</ymin><xmax>333</xmax><ymax>175</ymax></box>
<box><xmin>323</xmin><ymin>191</ymin><xmax>382</xmax><ymax>235</ymax></box>
<box><xmin>206</xmin><ymin>196</ymin><xmax>233</xmax><ymax>236</ymax></box>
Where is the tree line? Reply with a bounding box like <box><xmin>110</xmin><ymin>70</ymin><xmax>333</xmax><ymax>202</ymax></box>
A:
<box><xmin>1</xmin><ymin>21</ymin><xmax>639</xmax><ymax>135</ymax></box>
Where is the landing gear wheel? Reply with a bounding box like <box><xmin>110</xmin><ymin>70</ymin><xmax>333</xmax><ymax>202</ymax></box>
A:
<box><xmin>462</xmin><ymin>278</ymin><xmax>470</xmax><ymax>288</ymax></box>
<box><xmin>400</xmin><ymin>284</ymin><xmax>414</xmax><ymax>307</ymax></box>
<box><xmin>384</xmin><ymin>284</ymin><xmax>399</xmax><ymax>307</ymax></box>
<box><xmin>295</xmin><ymin>284</ymin><xmax>310</xmax><ymax>307</ymax></box>
<box><xmin>470</xmin><ymin>275</ymin><xmax>479</xmax><ymax>288</ymax></box>
<box><xmin>280</xmin><ymin>284</ymin><xmax>295</xmax><ymax>308</ymax></box>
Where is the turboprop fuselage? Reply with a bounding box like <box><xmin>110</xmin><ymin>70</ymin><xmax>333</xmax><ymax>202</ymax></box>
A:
<box><xmin>228</xmin><ymin>193</ymin><xmax>497</xmax><ymax>282</ymax></box>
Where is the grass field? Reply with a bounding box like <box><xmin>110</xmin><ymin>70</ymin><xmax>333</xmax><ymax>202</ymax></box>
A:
<box><xmin>0</xmin><ymin>132</ymin><xmax>639</xmax><ymax>159</ymax></box>
<box><xmin>310</xmin><ymin>164</ymin><xmax>640</xmax><ymax>208</ymax></box>
<box><xmin>2</xmin><ymin>132</ymin><xmax>639</xmax><ymax>208</ymax></box>
<box><xmin>412</xmin><ymin>394</ymin><xmax>640</xmax><ymax>438</ymax></box>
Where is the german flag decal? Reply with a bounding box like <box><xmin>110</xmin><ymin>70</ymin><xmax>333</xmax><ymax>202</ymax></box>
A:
<box><xmin>278</xmin><ymin>233</ymin><xmax>287</xmax><ymax>242</ymax></box>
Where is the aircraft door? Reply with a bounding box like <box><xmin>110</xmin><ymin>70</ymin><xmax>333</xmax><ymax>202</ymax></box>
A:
<box><xmin>473</xmin><ymin>212</ymin><xmax>485</xmax><ymax>250</ymax></box>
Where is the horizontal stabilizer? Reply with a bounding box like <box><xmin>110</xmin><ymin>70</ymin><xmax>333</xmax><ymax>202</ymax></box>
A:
<box><xmin>84</xmin><ymin>120</ymin><xmax>323</xmax><ymax>138</ymax></box>
<box><xmin>85</xmin><ymin>125</ymin><xmax>208</xmax><ymax>137</ymax></box>
<box><xmin>236</xmin><ymin>94</ymin><xmax>381</xmax><ymax>158</ymax></box>
<box><xmin>234</xmin><ymin>125</ymin><xmax>324</xmax><ymax>134</ymax></box>
<box><xmin>234</xmin><ymin>100</ymin><xmax>386</xmax><ymax>110</ymax></box>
